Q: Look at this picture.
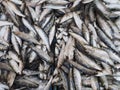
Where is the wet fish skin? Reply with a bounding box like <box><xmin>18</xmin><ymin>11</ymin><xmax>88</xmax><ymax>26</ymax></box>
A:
<box><xmin>71</xmin><ymin>0</ymin><xmax>82</xmax><ymax>9</ymax></box>
<box><xmin>34</xmin><ymin>25</ymin><xmax>50</xmax><ymax>51</ymax></box>
<box><xmin>100</xmin><ymin>76</ymin><xmax>109</xmax><ymax>90</ymax></box>
<box><xmin>82</xmin><ymin>24</ymin><xmax>90</xmax><ymax>43</ymax></box>
<box><xmin>89</xmin><ymin>5</ymin><xmax>96</xmax><ymax>23</ymax></box>
<box><xmin>95</xmin><ymin>25</ymin><xmax>118</xmax><ymax>53</ymax></box>
<box><xmin>69</xmin><ymin>68</ymin><xmax>75</xmax><ymax>90</ymax></box>
<box><xmin>39</xmin><ymin>9</ymin><xmax>52</xmax><ymax>22</ymax></box>
<box><xmin>64</xmin><ymin>36</ymin><xmax>75</xmax><ymax>60</ymax></box>
<box><xmin>49</xmin><ymin>25</ymin><xmax>56</xmax><ymax>45</ymax></box>
<box><xmin>69</xmin><ymin>32</ymin><xmax>88</xmax><ymax>45</ymax></box>
<box><xmin>73</xmin><ymin>12</ymin><xmax>83</xmax><ymax>30</ymax></box>
<box><xmin>11</xmin><ymin>33</ymin><xmax>20</xmax><ymax>54</ymax></box>
<box><xmin>75</xmin><ymin>49</ymin><xmax>102</xmax><ymax>71</ymax></box>
<box><xmin>90</xmin><ymin>76</ymin><xmax>99</xmax><ymax>90</ymax></box>
<box><xmin>59</xmin><ymin>69</ymin><xmax>69</xmax><ymax>90</ymax></box>
<box><xmin>31</xmin><ymin>46</ymin><xmax>52</xmax><ymax>63</ymax></box>
<box><xmin>96</xmin><ymin>14</ymin><xmax>113</xmax><ymax>39</ymax></box>
<box><xmin>73</xmin><ymin>68</ymin><xmax>82</xmax><ymax>90</ymax></box>
<box><xmin>68</xmin><ymin>60</ymin><xmax>97</xmax><ymax>75</ymax></box>
<box><xmin>43</xmin><ymin>4</ymin><xmax>67</xmax><ymax>9</ymax></box>
<box><xmin>0</xmin><ymin>20</ymin><xmax>13</xmax><ymax>26</ymax></box>
<box><xmin>10</xmin><ymin>0</ymin><xmax>22</xmax><ymax>5</ymax></box>
<box><xmin>104</xmin><ymin>48</ymin><xmax>120</xmax><ymax>63</ymax></box>
<box><xmin>94</xmin><ymin>0</ymin><xmax>111</xmax><ymax>18</ymax></box>
<box><xmin>0</xmin><ymin>83</ymin><xmax>9</xmax><ymax>90</ymax></box>
<box><xmin>57</xmin><ymin>43</ymin><xmax>65</xmax><ymax>68</ymax></box>
<box><xmin>0</xmin><ymin>62</ymin><xmax>13</xmax><ymax>72</ymax></box>
<box><xmin>9</xmin><ymin>59</ymin><xmax>21</xmax><ymax>74</ymax></box>
<box><xmin>22</xmin><ymin>18</ymin><xmax>36</xmax><ymax>36</ymax></box>
<box><xmin>6</xmin><ymin>1</ymin><xmax>25</xmax><ymax>17</ymax></box>
<box><xmin>7</xmin><ymin>71</ymin><xmax>16</xmax><ymax>87</ymax></box>
<box><xmin>13</xmin><ymin>30</ymin><xmax>40</xmax><ymax>45</ymax></box>
<box><xmin>83</xmin><ymin>45</ymin><xmax>114</xmax><ymax>66</ymax></box>
<box><xmin>47</xmin><ymin>0</ymin><xmax>69</xmax><ymax>6</ymax></box>
<box><xmin>82</xmin><ymin>0</ymin><xmax>93</xmax><ymax>4</ymax></box>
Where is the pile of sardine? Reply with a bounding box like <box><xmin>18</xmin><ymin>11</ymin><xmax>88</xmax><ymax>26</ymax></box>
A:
<box><xmin>1</xmin><ymin>0</ymin><xmax>120</xmax><ymax>90</ymax></box>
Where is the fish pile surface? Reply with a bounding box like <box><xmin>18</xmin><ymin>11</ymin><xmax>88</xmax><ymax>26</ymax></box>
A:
<box><xmin>0</xmin><ymin>0</ymin><xmax>120</xmax><ymax>90</ymax></box>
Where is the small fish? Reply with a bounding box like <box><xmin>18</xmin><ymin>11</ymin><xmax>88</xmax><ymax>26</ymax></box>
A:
<box><xmin>104</xmin><ymin>48</ymin><xmax>120</xmax><ymax>63</ymax></box>
<box><xmin>13</xmin><ymin>30</ymin><xmax>40</xmax><ymax>45</ymax></box>
<box><xmin>71</xmin><ymin>0</ymin><xmax>82</xmax><ymax>9</ymax></box>
<box><xmin>90</xmin><ymin>31</ymin><xmax>97</xmax><ymax>47</ymax></box>
<box><xmin>6</xmin><ymin>1</ymin><xmax>25</xmax><ymax>17</ymax></box>
<box><xmin>82</xmin><ymin>0</ymin><xmax>93</xmax><ymax>4</ymax></box>
<box><xmin>115</xmin><ymin>17</ymin><xmax>120</xmax><ymax>30</ymax></box>
<box><xmin>69</xmin><ymin>68</ymin><xmax>75</xmax><ymax>90</ymax></box>
<box><xmin>49</xmin><ymin>25</ymin><xmax>56</xmax><ymax>45</ymax></box>
<box><xmin>43</xmin><ymin>4</ymin><xmax>67</xmax><ymax>9</ymax></box>
<box><xmin>64</xmin><ymin>36</ymin><xmax>75</xmax><ymax>60</ymax></box>
<box><xmin>60</xmin><ymin>12</ymin><xmax>75</xmax><ymax>23</ymax></box>
<box><xmin>94</xmin><ymin>0</ymin><xmax>111</xmax><ymax>18</ymax></box>
<box><xmin>82</xmin><ymin>24</ymin><xmax>90</xmax><ymax>43</ymax></box>
<box><xmin>88</xmin><ymin>23</ymin><xmax>98</xmax><ymax>41</ymax></box>
<box><xmin>9</xmin><ymin>59</ymin><xmax>21</xmax><ymax>74</ymax></box>
<box><xmin>95</xmin><ymin>26</ymin><xmax>118</xmax><ymax>53</ymax></box>
<box><xmin>0</xmin><ymin>62</ymin><xmax>13</xmax><ymax>71</ymax></box>
<box><xmin>70</xmin><ymin>26</ymin><xmax>82</xmax><ymax>35</ymax></box>
<box><xmin>68</xmin><ymin>60</ymin><xmax>97</xmax><ymax>75</ymax></box>
<box><xmin>108</xmin><ymin>85</ymin><xmax>119</xmax><ymax>90</ymax></box>
<box><xmin>0</xmin><ymin>0</ymin><xmax>120</xmax><ymax>89</ymax></box>
<box><xmin>90</xmin><ymin>76</ymin><xmax>99</xmax><ymax>90</ymax></box>
<box><xmin>69</xmin><ymin>32</ymin><xmax>88</xmax><ymax>45</ymax></box>
<box><xmin>0</xmin><ymin>83</ymin><xmax>9</xmax><ymax>90</ymax></box>
<box><xmin>73</xmin><ymin>12</ymin><xmax>83</xmax><ymax>30</ymax></box>
<box><xmin>44</xmin><ymin>76</ymin><xmax>53</xmax><ymax>90</ymax></box>
<box><xmin>11</xmin><ymin>33</ymin><xmax>20</xmax><ymax>54</ymax></box>
<box><xmin>10</xmin><ymin>0</ymin><xmax>22</xmax><ymax>5</ymax></box>
<box><xmin>2</xmin><ymin>1</ymin><xmax>19</xmax><ymax>26</ymax></box>
<box><xmin>73</xmin><ymin>68</ymin><xmax>82</xmax><ymax>90</ymax></box>
<box><xmin>22</xmin><ymin>69</ymin><xmax>40</xmax><ymax>76</ymax></box>
<box><xmin>59</xmin><ymin>69</ymin><xmax>69</xmax><ymax>90</ymax></box>
<box><xmin>41</xmin><ymin>14</ymin><xmax>52</xmax><ymax>29</ymax></box>
<box><xmin>0</xmin><ymin>20</ymin><xmax>13</xmax><ymax>26</ymax></box>
<box><xmin>0</xmin><ymin>44</ymin><xmax>8</xmax><ymax>50</ymax></box>
<box><xmin>83</xmin><ymin>45</ymin><xmax>114</xmax><ymax>66</ymax></box>
<box><xmin>0</xmin><ymin>38</ymin><xmax>9</xmax><ymax>46</ymax></box>
<box><xmin>34</xmin><ymin>25</ymin><xmax>50</xmax><ymax>51</ymax></box>
<box><xmin>16</xmin><ymin>77</ymin><xmax>39</xmax><ymax>88</ymax></box>
<box><xmin>100</xmin><ymin>76</ymin><xmax>109</xmax><ymax>89</ymax></box>
<box><xmin>101</xmin><ymin>62</ymin><xmax>112</xmax><ymax>75</ymax></box>
<box><xmin>96</xmin><ymin>14</ymin><xmax>113</xmax><ymax>39</ymax></box>
<box><xmin>43</xmin><ymin>14</ymin><xmax>55</xmax><ymax>34</ymax></box>
<box><xmin>22</xmin><ymin>18</ymin><xmax>36</xmax><ymax>36</ymax></box>
<box><xmin>29</xmin><ymin>51</ymin><xmax>37</xmax><ymax>63</ymax></box>
<box><xmin>75</xmin><ymin>49</ymin><xmax>102</xmax><ymax>71</ymax></box>
<box><xmin>103</xmin><ymin>0</ymin><xmax>120</xmax><ymax>4</ymax></box>
<box><xmin>28</xmin><ymin>6</ymin><xmax>37</xmax><ymax>22</ymax></box>
<box><xmin>106</xmin><ymin>3</ymin><xmax>120</xmax><ymax>10</ymax></box>
<box><xmin>26</xmin><ymin>0</ymin><xmax>42</xmax><ymax>7</ymax></box>
<box><xmin>107</xmin><ymin>20</ymin><xmax>120</xmax><ymax>39</ymax></box>
<box><xmin>31</xmin><ymin>46</ymin><xmax>52</xmax><ymax>63</ymax></box>
<box><xmin>89</xmin><ymin>6</ymin><xmax>96</xmax><ymax>23</ymax></box>
<box><xmin>39</xmin><ymin>9</ymin><xmax>52</xmax><ymax>22</ymax></box>
<box><xmin>7</xmin><ymin>71</ymin><xmax>16</xmax><ymax>87</ymax></box>
<box><xmin>8</xmin><ymin>51</ymin><xmax>23</xmax><ymax>73</ymax></box>
<box><xmin>52</xmin><ymin>76</ymin><xmax>60</xmax><ymax>84</ymax></box>
<box><xmin>57</xmin><ymin>43</ymin><xmax>65</xmax><ymax>68</ymax></box>
<box><xmin>48</xmin><ymin>0</ymin><xmax>69</xmax><ymax>5</ymax></box>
